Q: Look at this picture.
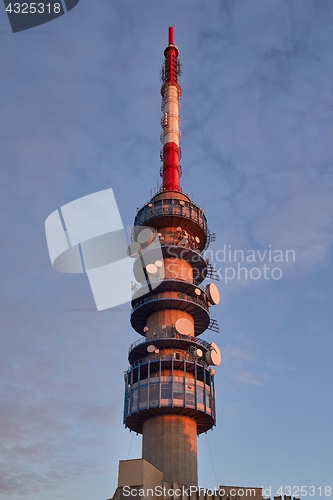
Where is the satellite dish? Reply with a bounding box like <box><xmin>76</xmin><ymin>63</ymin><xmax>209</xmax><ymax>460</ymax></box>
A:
<box><xmin>195</xmin><ymin>236</ymin><xmax>200</xmax><ymax>244</ymax></box>
<box><xmin>179</xmin><ymin>200</ymin><xmax>185</xmax><ymax>206</ymax></box>
<box><xmin>176</xmin><ymin>227</ymin><xmax>182</xmax><ymax>232</ymax></box>
<box><xmin>126</xmin><ymin>242</ymin><xmax>141</xmax><ymax>258</ymax></box>
<box><xmin>147</xmin><ymin>345</ymin><xmax>156</xmax><ymax>353</ymax></box>
<box><xmin>148</xmin><ymin>203</ymin><xmax>153</xmax><ymax>208</ymax></box>
<box><xmin>143</xmin><ymin>326</ymin><xmax>149</xmax><ymax>332</ymax></box>
<box><xmin>205</xmin><ymin>342</ymin><xmax>221</xmax><ymax>366</ymax></box>
<box><xmin>137</xmin><ymin>228</ymin><xmax>155</xmax><ymax>246</ymax></box>
<box><xmin>158</xmin><ymin>233</ymin><xmax>162</xmax><ymax>237</ymax></box>
<box><xmin>155</xmin><ymin>348</ymin><xmax>159</xmax><ymax>354</ymax></box>
<box><xmin>146</xmin><ymin>263</ymin><xmax>157</xmax><ymax>274</ymax></box>
<box><xmin>194</xmin><ymin>288</ymin><xmax>201</xmax><ymax>296</ymax></box>
<box><xmin>196</xmin><ymin>348</ymin><xmax>203</xmax><ymax>357</ymax></box>
<box><xmin>155</xmin><ymin>260</ymin><xmax>163</xmax><ymax>268</ymax></box>
<box><xmin>206</xmin><ymin>283</ymin><xmax>220</xmax><ymax>305</ymax></box>
<box><xmin>175</xmin><ymin>318</ymin><xmax>193</xmax><ymax>335</ymax></box>
<box><xmin>161</xmin><ymin>324</ymin><xmax>166</xmax><ymax>330</ymax></box>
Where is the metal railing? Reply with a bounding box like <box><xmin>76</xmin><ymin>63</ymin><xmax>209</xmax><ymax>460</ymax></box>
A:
<box><xmin>131</xmin><ymin>291</ymin><xmax>209</xmax><ymax>313</ymax></box>
<box><xmin>128</xmin><ymin>329</ymin><xmax>212</xmax><ymax>356</ymax></box>
<box><xmin>129</xmin><ymin>351</ymin><xmax>208</xmax><ymax>369</ymax></box>
<box><xmin>134</xmin><ymin>198</ymin><xmax>208</xmax><ymax>234</ymax></box>
<box><xmin>132</xmin><ymin>276</ymin><xmax>206</xmax><ymax>296</ymax></box>
<box><xmin>131</xmin><ymin>234</ymin><xmax>205</xmax><ymax>257</ymax></box>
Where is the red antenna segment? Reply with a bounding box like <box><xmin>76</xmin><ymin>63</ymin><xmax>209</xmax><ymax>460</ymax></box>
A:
<box><xmin>169</xmin><ymin>26</ymin><xmax>174</xmax><ymax>45</ymax></box>
<box><xmin>160</xmin><ymin>26</ymin><xmax>182</xmax><ymax>192</ymax></box>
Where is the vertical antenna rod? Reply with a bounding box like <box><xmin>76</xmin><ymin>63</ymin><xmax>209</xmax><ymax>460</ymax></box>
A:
<box><xmin>160</xmin><ymin>26</ymin><xmax>182</xmax><ymax>192</ymax></box>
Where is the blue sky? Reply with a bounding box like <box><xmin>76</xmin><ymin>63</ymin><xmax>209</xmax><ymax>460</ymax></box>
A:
<box><xmin>0</xmin><ymin>1</ymin><xmax>332</xmax><ymax>499</ymax></box>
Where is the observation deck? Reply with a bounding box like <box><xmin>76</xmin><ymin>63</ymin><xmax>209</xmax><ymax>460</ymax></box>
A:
<box><xmin>134</xmin><ymin>196</ymin><xmax>213</xmax><ymax>251</ymax></box>
<box><xmin>124</xmin><ymin>356</ymin><xmax>216</xmax><ymax>434</ymax></box>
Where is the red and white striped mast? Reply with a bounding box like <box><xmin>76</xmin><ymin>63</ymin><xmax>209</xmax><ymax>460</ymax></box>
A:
<box><xmin>160</xmin><ymin>26</ymin><xmax>182</xmax><ymax>192</ymax></box>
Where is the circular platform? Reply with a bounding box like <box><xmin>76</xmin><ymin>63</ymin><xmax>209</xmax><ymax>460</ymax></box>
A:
<box><xmin>124</xmin><ymin>358</ymin><xmax>216</xmax><ymax>434</ymax></box>
<box><xmin>134</xmin><ymin>198</ymin><xmax>209</xmax><ymax>251</ymax></box>
<box><xmin>132</xmin><ymin>244</ymin><xmax>207</xmax><ymax>285</ymax></box>
<box><xmin>130</xmin><ymin>291</ymin><xmax>210</xmax><ymax>336</ymax></box>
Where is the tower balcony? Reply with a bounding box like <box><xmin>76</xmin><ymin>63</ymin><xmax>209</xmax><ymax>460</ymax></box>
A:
<box><xmin>132</xmin><ymin>241</ymin><xmax>208</xmax><ymax>285</ymax></box>
<box><xmin>132</xmin><ymin>278</ymin><xmax>207</xmax><ymax>302</ymax></box>
<box><xmin>130</xmin><ymin>291</ymin><xmax>210</xmax><ymax>336</ymax></box>
<box><xmin>124</xmin><ymin>358</ymin><xmax>216</xmax><ymax>434</ymax></box>
<box><xmin>134</xmin><ymin>197</ymin><xmax>210</xmax><ymax>250</ymax></box>
<box><xmin>128</xmin><ymin>328</ymin><xmax>212</xmax><ymax>365</ymax></box>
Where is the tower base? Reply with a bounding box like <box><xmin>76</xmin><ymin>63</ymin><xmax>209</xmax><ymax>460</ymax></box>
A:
<box><xmin>109</xmin><ymin>461</ymin><xmax>264</xmax><ymax>500</ymax></box>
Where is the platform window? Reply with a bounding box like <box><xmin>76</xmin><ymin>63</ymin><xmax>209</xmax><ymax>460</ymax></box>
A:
<box><xmin>173</xmin><ymin>381</ymin><xmax>184</xmax><ymax>402</ymax></box>
<box><xmin>149</xmin><ymin>382</ymin><xmax>159</xmax><ymax>407</ymax></box>
<box><xmin>197</xmin><ymin>386</ymin><xmax>204</xmax><ymax>406</ymax></box>
<box><xmin>139</xmin><ymin>384</ymin><xmax>148</xmax><ymax>409</ymax></box>
<box><xmin>161</xmin><ymin>381</ymin><xmax>172</xmax><ymax>400</ymax></box>
<box><xmin>131</xmin><ymin>388</ymin><xmax>138</xmax><ymax>412</ymax></box>
<box><xmin>186</xmin><ymin>383</ymin><xmax>195</xmax><ymax>407</ymax></box>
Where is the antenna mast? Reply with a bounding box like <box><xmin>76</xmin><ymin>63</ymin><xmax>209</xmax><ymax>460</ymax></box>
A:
<box><xmin>160</xmin><ymin>26</ymin><xmax>182</xmax><ymax>192</ymax></box>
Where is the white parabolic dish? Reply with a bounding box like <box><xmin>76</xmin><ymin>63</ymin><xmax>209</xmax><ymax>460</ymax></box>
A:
<box><xmin>206</xmin><ymin>342</ymin><xmax>221</xmax><ymax>366</ymax></box>
<box><xmin>206</xmin><ymin>283</ymin><xmax>220</xmax><ymax>305</ymax></box>
<box><xmin>175</xmin><ymin>318</ymin><xmax>193</xmax><ymax>335</ymax></box>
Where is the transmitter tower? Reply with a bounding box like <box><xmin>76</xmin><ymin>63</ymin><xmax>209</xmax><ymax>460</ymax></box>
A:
<box><xmin>110</xmin><ymin>27</ymin><xmax>227</xmax><ymax>498</ymax></box>
<box><xmin>110</xmin><ymin>28</ymin><xmax>293</xmax><ymax>500</ymax></box>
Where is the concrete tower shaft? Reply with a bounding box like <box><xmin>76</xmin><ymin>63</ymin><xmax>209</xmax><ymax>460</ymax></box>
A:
<box><xmin>123</xmin><ymin>27</ymin><xmax>220</xmax><ymax>488</ymax></box>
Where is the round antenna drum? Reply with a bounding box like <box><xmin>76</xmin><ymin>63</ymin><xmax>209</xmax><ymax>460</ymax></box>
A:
<box><xmin>206</xmin><ymin>283</ymin><xmax>220</xmax><ymax>305</ymax></box>
<box><xmin>175</xmin><ymin>318</ymin><xmax>193</xmax><ymax>335</ymax></box>
<box><xmin>137</xmin><ymin>228</ymin><xmax>155</xmax><ymax>246</ymax></box>
<box><xmin>205</xmin><ymin>342</ymin><xmax>221</xmax><ymax>366</ymax></box>
<box><xmin>146</xmin><ymin>263</ymin><xmax>158</xmax><ymax>274</ymax></box>
<box><xmin>126</xmin><ymin>242</ymin><xmax>141</xmax><ymax>258</ymax></box>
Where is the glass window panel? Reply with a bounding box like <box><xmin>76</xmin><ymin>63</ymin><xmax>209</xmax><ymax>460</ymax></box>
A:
<box><xmin>161</xmin><ymin>381</ymin><xmax>172</xmax><ymax>400</ymax></box>
<box><xmin>149</xmin><ymin>383</ymin><xmax>159</xmax><ymax>407</ymax></box>
<box><xmin>186</xmin><ymin>383</ymin><xmax>195</xmax><ymax>407</ymax></box>
<box><xmin>139</xmin><ymin>384</ymin><xmax>148</xmax><ymax>409</ymax></box>
<box><xmin>173</xmin><ymin>381</ymin><xmax>184</xmax><ymax>401</ymax></box>
<box><xmin>197</xmin><ymin>386</ymin><xmax>204</xmax><ymax>405</ymax></box>
<box><xmin>131</xmin><ymin>388</ymin><xmax>138</xmax><ymax>412</ymax></box>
